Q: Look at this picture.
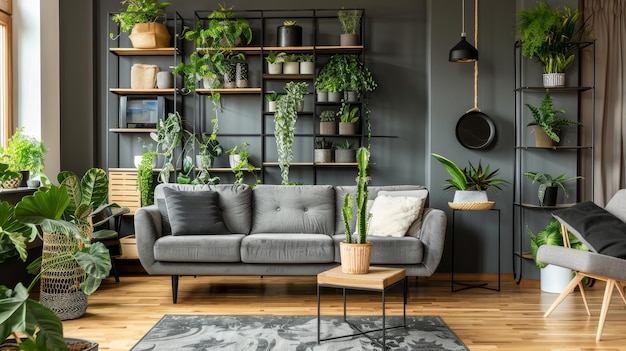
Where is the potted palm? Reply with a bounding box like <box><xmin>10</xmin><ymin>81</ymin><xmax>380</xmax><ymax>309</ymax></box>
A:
<box><xmin>274</xmin><ymin>81</ymin><xmax>308</xmax><ymax>185</ymax></box>
<box><xmin>526</xmin><ymin>92</ymin><xmax>580</xmax><ymax>146</ymax></box>
<box><xmin>337</xmin><ymin>9</ymin><xmax>362</xmax><ymax>46</ymax></box>
<box><xmin>523</xmin><ymin>171</ymin><xmax>582</xmax><ymax>206</ymax></box>
<box><xmin>432</xmin><ymin>153</ymin><xmax>509</xmax><ymax>208</ymax></box>
<box><xmin>340</xmin><ymin>147</ymin><xmax>371</xmax><ymax>274</ymax></box>
<box><xmin>110</xmin><ymin>0</ymin><xmax>171</xmax><ymax>49</ymax></box>
<box><xmin>516</xmin><ymin>0</ymin><xmax>590</xmax><ymax>87</ymax></box>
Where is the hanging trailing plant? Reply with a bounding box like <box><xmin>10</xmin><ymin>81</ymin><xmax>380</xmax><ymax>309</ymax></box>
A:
<box><xmin>274</xmin><ymin>81</ymin><xmax>308</xmax><ymax>185</ymax></box>
<box><xmin>150</xmin><ymin>112</ymin><xmax>183</xmax><ymax>183</ymax></box>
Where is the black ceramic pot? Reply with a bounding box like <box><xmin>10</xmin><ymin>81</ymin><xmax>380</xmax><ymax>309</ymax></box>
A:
<box><xmin>542</xmin><ymin>186</ymin><xmax>558</xmax><ymax>206</ymax></box>
<box><xmin>277</xmin><ymin>25</ymin><xmax>302</xmax><ymax>46</ymax></box>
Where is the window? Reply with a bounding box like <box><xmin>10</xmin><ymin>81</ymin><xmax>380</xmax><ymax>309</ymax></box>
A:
<box><xmin>0</xmin><ymin>3</ymin><xmax>11</xmax><ymax>147</ymax></box>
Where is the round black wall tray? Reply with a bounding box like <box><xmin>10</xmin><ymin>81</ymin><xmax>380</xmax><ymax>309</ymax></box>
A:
<box><xmin>455</xmin><ymin>111</ymin><xmax>496</xmax><ymax>150</ymax></box>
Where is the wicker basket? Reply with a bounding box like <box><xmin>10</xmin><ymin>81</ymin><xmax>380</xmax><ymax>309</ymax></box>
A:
<box><xmin>128</xmin><ymin>22</ymin><xmax>171</xmax><ymax>49</ymax></box>
<box><xmin>448</xmin><ymin>201</ymin><xmax>495</xmax><ymax>210</ymax></box>
<box><xmin>339</xmin><ymin>242</ymin><xmax>372</xmax><ymax>274</ymax></box>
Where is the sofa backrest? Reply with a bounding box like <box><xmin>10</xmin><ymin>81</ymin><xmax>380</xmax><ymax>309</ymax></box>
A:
<box><xmin>154</xmin><ymin>184</ymin><xmax>252</xmax><ymax>234</ymax></box>
<box><xmin>250</xmin><ymin>184</ymin><xmax>335</xmax><ymax>235</ymax></box>
<box><xmin>334</xmin><ymin>185</ymin><xmax>428</xmax><ymax>236</ymax></box>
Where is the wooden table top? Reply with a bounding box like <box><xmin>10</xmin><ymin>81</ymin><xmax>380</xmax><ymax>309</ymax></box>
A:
<box><xmin>317</xmin><ymin>266</ymin><xmax>406</xmax><ymax>290</ymax></box>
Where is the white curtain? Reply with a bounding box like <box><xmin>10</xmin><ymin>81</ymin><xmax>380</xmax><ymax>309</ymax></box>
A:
<box><xmin>583</xmin><ymin>0</ymin><xmax>626</xmax><ymax>205</ymax></box>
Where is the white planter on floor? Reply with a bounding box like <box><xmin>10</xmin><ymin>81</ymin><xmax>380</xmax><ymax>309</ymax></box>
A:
<box><xmin>540</xmin><ymin>264</ymin><xmax>572</xmax><ymax>293</ymax></box>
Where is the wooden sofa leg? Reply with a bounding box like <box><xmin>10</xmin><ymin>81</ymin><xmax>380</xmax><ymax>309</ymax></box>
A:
<box><xmin>172</xmin><ymin>275</ymin><xmax>179</xmax><ymax>304</ymax></box>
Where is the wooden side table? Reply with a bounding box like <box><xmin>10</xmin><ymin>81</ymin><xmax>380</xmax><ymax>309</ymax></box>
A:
<box><xmin>317</xmin><ymin>266</ymin><xmax>407</xmax><ymax>349</ymax></box>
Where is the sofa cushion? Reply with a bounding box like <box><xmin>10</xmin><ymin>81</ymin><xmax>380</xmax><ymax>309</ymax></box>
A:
<box><xmin>154</xmin><ymin>234</ymin><xmax>244</xmax><ymax>262</ymax></box>
<box><xmin>155</xmin><ymin>184</ymin><xmax>252</xmax><ymax>235</ymax></box>
<box><xmin>368</xmin><ymin>195</ymin><xmax>423</xmax><ymax>237</ymax></box>
<box><xmin>553</xmin><ymin>201</ymin><xmax>626</xmax><ymax>259</ymax></box>
<box><xmin>251</xmin><ymin>185</ymin><xmax>335</xmax><ymax>235</ymax></box>
<box><xmin>334</xmin><ymin>185</ymin><xmax>428</xmax><ymax>236</ymax></box>
<box><xmin>377</xmin><ymin>190</ymin><xmax>428</xmax><ymax>238</ymax></box>
<box><xmin>332</xmin><ymin>235</ymin><xmax>424</xmax><ymax>264</ymax></box>
<box><xmin>241</xmin><ymin>233</ymin><xmax>335</xmax><ymax>263</ymax></box>
<box><xmin>163</xmin><ymin>187</ymin><xmax>229</xmax><ymax>236</ymax></box>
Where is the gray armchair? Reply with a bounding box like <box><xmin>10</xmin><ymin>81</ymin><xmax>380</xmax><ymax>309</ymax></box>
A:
<box><xmin>537</xmin><ymin>190</ymin><xmax>626</xmax><ymax>341</ymax></box>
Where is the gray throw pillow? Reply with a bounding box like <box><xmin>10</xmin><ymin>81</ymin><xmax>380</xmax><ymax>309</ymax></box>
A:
<box><xmin>162</xmin><ymin>187</ymin><xmax>229</xmax><ymax>235</ymax></box>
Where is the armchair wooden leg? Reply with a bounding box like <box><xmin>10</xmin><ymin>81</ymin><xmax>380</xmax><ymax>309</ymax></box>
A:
<box><xmin>615</xmin><ymin>281</ymin><xmax>626</xmax><ymax>305</ymax></box>
<box><xmin>596</xmin><ymin>279</ymin><xmax>616</xmax><ymax>341</ymax></box>
<box><xmin>544</xmin><ymin>274</ymin><xmax>584</xmax><ymax>318</ymax></box>
<box><xmin>577</xmin><ymin>276</ymin><xmax>590</xmax><ymax>316</ymax></box>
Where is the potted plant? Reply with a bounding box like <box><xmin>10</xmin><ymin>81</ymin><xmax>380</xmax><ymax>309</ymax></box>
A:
<box><xmin>173</xmin><ymin>50</ymin><xmax>219</xmax><ymax>92</ymax></box>
<box><xmin>319</xmin><ymin>110</ymin><xmax>337</xmax><ymax>135</ymax></box>
<box><xmin>0</xmin><ymin>127</ymin><xmax>48</xmax><ymax>187</ymax></box>
<box><xmin>265</xmin><ymin>50</ymin><xmax>286</xmax><ymax>74</ymax></box>
<box><xmin>340</xmin><ymin>147</ymin><xmax>371</xmax><ymax>274</ymax></box>
<box><xmin>334</xmin><ymin>140</ymin><xmax>356</xmax><ymax>163</ymax></box>
<box><xmin>432</xmin><ymin>153</ymin><xmax>509</xmax><ymax>205</ymax></box>
<box><xmin>523</xmin><ymin>171</ymin><xmax>582</xmax><ymax>206</ymax></box>
<box><xmin>516</xmin><ymin>0</ymin><xmax>589</xmax><ymax>87</ymax></box>
<box><xmin>150</xmin><ymin>111</ymin><xmax>183</xmax><ymax>184</ymax></box>
<box><xmin>337</xmin><ymin>8</ymin><xmax>362</xmax><ymax>46</ymax></box>
<box><xmin>338</xmin><ymin>104</ymin><xmax>359</xmax><ymax>135</ymax></box>
<box><xmin>314</xmin><ymin>137</ymin><xmax>333</xmax><ymax>163</ymax></box>
<box><xmin>0</xmin><ymin>162</ymin><xmax>22</xmax><ymax>189</ymax></box>
<box><xmin>225</xmin><ymin>142</ymin><xmax>259</xmax><ymax>186</ymax></box>
<box><xmin>529</xmin><ymin>217</ymin><xmax>588</xmax><ymax>293</ymax></box>
<box><xmin>265</xmin><ymin>91</ymin><xmax>279</xmax><ymax>112</ymax></box>
<box><xmin>277</xmin><ymin>20</ymin><xmax>302</xmax><ymax>47</ymax></box>
<box><xmin>137</xmin><ymin>151</ymin><xmax>158</xmax><ymax>207</ymax></box>
<box><xmin>274</xmin><ymin>81</ymin><xmax>308</xmax><ymax>185</ymax></box>
<box><xmin>526</xmin><ymin>92</ymin><xmax>580</xmax><ymax>146</ymax></box>
<box><xmin>298</xmin><ymin>53</ymin><xmax>315</xmax><ymax>75</ymax></box>
<box><xmin>110</xmin><ymin>0</ymin><xmax>171</xmax><ymax>49</ymax></box>
<box><xmin>282</xmin><ymin>54</ymin><xmax>300</xmax><ymax>75</ymax></box>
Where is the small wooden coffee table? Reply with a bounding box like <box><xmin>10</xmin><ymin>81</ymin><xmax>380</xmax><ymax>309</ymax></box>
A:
<box><xmin>316</xmin><ymin>266</ymin><xmax>407</xmax><ymax>349</ymax></box>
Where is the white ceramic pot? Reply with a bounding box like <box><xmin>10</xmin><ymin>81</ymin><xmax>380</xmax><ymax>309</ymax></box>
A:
<box><xmin>300</xmin><ymin>61</ymin><xmax>315</xmax><ymax>75</ymax></box>
<box><xmin>453</xmin><ymin>190</ymin><xmax>488</xmax><ymax>203</ymax></box>
<box><xmin>268</xmin><ymin>101</ymin><xmax>277</xmax><ymax>112</ymax></box>
<box><xmin>229</xmin><ymin>154</ymin><xmax>242</xmax><ymax>168</ymax></box>
<box><xmin>541</xmin><ymin>264</ymin><xmax>573</xmax><ymax>293</ymax></box>
<box><xmin>283</xmin><ymin>62</ymin><xmax>299</xmax><ymax>75</ymax></box>
<box><xmin>268</xmin><ymin>62</ymin><xmax>282</xmax><ymax>74</ymax></box>
<box><xmin>543</xmin><ymin>73</ymin><xmax>565</xmax><ymax>88</ymax></box>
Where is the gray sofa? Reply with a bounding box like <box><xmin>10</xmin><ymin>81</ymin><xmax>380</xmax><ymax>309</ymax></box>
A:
<box><xmin>134</xmin><ymin>184</ymin><xmax>447</xmax><ymax>303</ymax></box>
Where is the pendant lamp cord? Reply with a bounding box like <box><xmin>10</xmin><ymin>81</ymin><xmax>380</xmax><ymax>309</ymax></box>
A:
<box><xmin>470</xmin><ymin>0</ymin><xmax>480</xmax><ymax>112</ymax></box>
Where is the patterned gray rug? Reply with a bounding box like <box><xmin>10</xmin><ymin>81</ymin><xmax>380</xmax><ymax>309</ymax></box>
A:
<box><xmin>131</xmin><ymin>314</ymin><xmax>468</xmax><ymax>351</ymax></box>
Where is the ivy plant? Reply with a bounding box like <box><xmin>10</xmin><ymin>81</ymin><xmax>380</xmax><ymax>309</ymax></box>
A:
<box><xmin>274</xmin><ymin>81</ymin><xmax>308</xmax><ymax>185</ymax></box>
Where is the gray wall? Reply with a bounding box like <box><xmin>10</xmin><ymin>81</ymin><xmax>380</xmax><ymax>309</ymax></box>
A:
<box><xmin>58</xmin><ymin>0</ymin><xmax>558</xmax><ymax>276</ymax></box>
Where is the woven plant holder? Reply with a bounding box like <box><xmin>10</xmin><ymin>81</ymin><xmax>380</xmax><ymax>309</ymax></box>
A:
<box><xmin>339</xmin><ymin>242</ymin><xmax>372</xmax><ymax>274</ymax></box>
<box><xmin>131</xmin><ymin>64</ymin><xmax>159</xmax><ymax>89</ymax></box>
<box><xmin>129</xmin><ymin>22</ymin><xmax>171</xmax><ymax>49</ymax></box>
<box><xmin>40</xmin><ymin>231</ymin><xmax>88</xmax><ymax>320</ymax></box>
<box><xmin>448</xmin><ymin>201</ymin><xmax>495</xmax><ymax>210</ymax></box>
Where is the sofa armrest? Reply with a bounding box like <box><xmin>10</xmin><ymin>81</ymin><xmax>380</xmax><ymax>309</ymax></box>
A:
<box><xmin>134</xmin><ymin>205</ymin><xmax>163</xmax><ymax>274</ymax></box>
<box><xmin>419</xmin><ymin>208</ymin><xmax>447</xmax><ymax>276</ymax></box>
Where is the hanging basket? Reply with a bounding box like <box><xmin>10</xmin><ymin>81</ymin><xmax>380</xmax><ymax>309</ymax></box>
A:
<box><xmin>129</xmin><ymin>22</ymin><xmax>171</xmax><ymax>49</ymax></box>
<box><xmin>339</xmin><ymin>242</ymin><xmax>372</xmax><ymax>274</ymax></box>
<box><xmin>40</xmin><ymin>231</ymin><xmax>88</xmax><ymax>320</ymax></box>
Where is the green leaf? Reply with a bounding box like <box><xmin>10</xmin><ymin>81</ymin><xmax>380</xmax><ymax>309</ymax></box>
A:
<box><xmin>432</xmin><ymin>153</ymin><xmax>467</xmax><ymax>191</ymax></box>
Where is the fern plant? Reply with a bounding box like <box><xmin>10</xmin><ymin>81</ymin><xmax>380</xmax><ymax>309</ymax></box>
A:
<box><xmin>526</xmin><ymin>93</ymin><xmax>580</xmax><ymax>143</ymax></box>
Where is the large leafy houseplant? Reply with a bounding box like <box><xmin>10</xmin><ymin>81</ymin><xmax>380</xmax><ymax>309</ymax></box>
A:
<box><xmin>431</xmin><ymin>153</ymin><xmax>509</xmax><ymax>194</ymax></box>
<box><xmin>529</xmin><ymin>217</ymin><xmax>588</xmax><ymax>268</ymax></box>
<box><xmin>110</xmin><ymin>0</ymin><xmax>171</xmax><ymax>37</ymax></box>
<box><xmin>523</xmin><ymin>171</ymin><xmax>582</xmax><ymax>206</ymax></box>
<box><xmin>526</xmin><ymin>92</ymin><xmax>580</xmax><ymax>143</ymax></box>
<box><xmin>274</xmin><ymin>81</ymin><xmax>308</xmax><ymax>185</ymax></box>
<box><xmin>517</xmin><ymin>0</ymin><xmax>589</xmax><ymax>74</ymax></box>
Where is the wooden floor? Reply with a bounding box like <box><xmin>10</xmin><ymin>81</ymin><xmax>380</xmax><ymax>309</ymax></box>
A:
<box><xmin>60</xmin><ymin>271</ymin><xmax>626</xmax><ymax>351</ymax></box>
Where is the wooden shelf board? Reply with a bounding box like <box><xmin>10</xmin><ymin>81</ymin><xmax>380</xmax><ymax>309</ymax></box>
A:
<box><xmin>262</xmin><ymin>74</ymin><xmax>314</xmax><ymax>80</ymax></box>
<box><xmin>109</xmin><ymin>47</ymin><xmax>178</xmax><ymax>56</ymax></box>
<box><xmin>195</xmin><ymin>45</ymin><xmax>364</xmax><ymax>55</ymax></box>
<box><xmin>110</xmin><ymin>88</ymin><xmax>176</xmax><ymax>95</ymax></box>
<box><xmin>109</xmin><ymin>128</ymin><xmax>156</xmax><ymax>133</ymax></box>
<box><xmin>514</xmin><ymin>145</ymin><xmax>592</xmax><ymax>150</ymax></box>
<box><xmin>516</xmin><ymin>202</ymin><xmax>577</xmax><ymax>209</ymax></box>
<box><xmin>196</xmin><ymin>87</ymin><xmax>261</xmax><ymax>95</ymax></box>
<box><xmin>262</xmin><ymin>162</ymin><xmax>314</xmax><ymax>166</ymax></box>
<box><xmin>513</xmin><ymin>251</ymin><xmax>533</xmax><ymax>260</ymax></box>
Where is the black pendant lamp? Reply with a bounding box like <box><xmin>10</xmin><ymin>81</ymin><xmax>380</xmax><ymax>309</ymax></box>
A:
<box><xmin>449</xmin><ymin>0</ymin><xmax>478</xmax><ymax>62</ymax></box>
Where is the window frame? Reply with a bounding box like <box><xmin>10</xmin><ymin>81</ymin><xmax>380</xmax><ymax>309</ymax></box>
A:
<box><xmin>0</xmin><ymin>6</ymin><xmax>11</xmax><ymax>147</ymax></box>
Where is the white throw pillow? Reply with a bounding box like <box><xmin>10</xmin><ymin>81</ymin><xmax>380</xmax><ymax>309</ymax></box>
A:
<box><xmin>368</xmin><ymin>195</ymin><xmax>423</xmax><ymax>237</ymax></box>
<box><xmin>378</xmin><ymin>190</ymin><xmax>428</xmax><ymax>238</ymax></box>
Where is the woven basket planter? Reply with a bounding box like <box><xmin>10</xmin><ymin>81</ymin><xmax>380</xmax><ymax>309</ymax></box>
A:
<box><xmin>40</xmin><ymin>231</ymin><xmax>88</xmax><ymax>320</ymax></box>
<box><xmin>131</xmin><ymin>64</ymin><xmax>159</xmax><ymax>89</ymax></box>
<box><xmin>339</xmin><ymin>242</ymin><xmax>372</xmax><ymax>274</ymax></box>
<box><xmin>129</xmin><ymin>22</ymin><xmax>171</xmax><ymax>49</ymax></box>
